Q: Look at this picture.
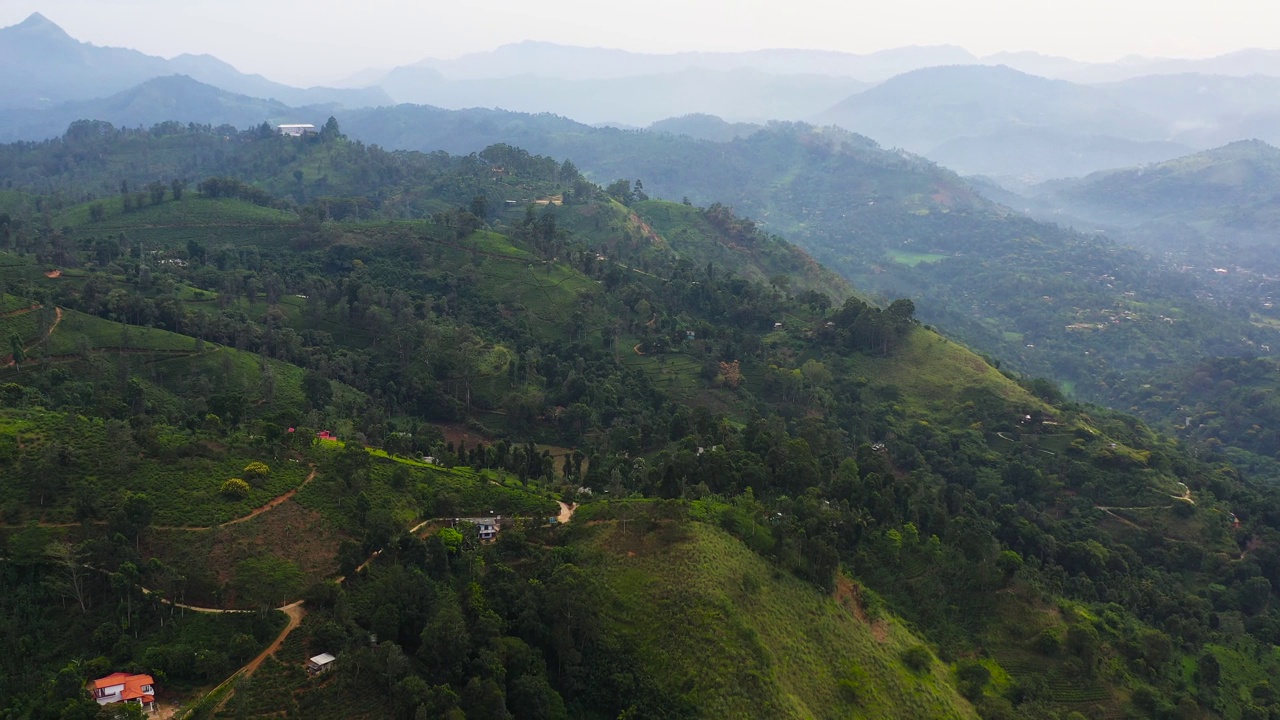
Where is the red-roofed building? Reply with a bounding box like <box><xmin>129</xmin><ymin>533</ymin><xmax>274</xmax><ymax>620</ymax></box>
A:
<box><xmin>87</xmin><ymin>673</ymin><xmax>156</xmax><ymax>711</ymax></box>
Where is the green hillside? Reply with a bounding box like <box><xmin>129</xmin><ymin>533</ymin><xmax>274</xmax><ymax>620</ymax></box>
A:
<box><xmin>4</xmin><ymin>124</ymin><xmax>1280</xmax><ymax>720</ymax></box>
<box><xmin>577</xmin><ymin>517</ymin><xmax>978</xmax><ymax>720</ymax></box>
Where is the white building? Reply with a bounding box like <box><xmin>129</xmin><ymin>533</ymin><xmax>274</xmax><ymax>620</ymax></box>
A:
<box><xmin>277</xmin><ymin>124</ymin><xmax>317</xmax><ymax>137</ymax></box>
<box><xmin>454</xmin><ymin>517</ymin><xmax>501</xmax><ymax>541</ymax></box>
<box><xmin>307</xmin><ymin>653</ymin><xmax>337</xmax><ymax>675</ymax></box>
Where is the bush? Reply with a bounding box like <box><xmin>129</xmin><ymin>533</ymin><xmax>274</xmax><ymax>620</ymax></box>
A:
<box><xmin>243</xmin><ymin>462</ymin><xmax>270</xmax><ymax>485</ymax></box>
<box><xmin>956</xmin><ymin>660</ymin><xmax>991</xmax><ymax>700</ymax></box>
<box><xmin>901</xmin><ymin>645</ymin><xmax>932</xmax><ymax>673</ymax></box>
<box><xmin>1034</xmin><ymin>628</ymin><xmax>1062</xmax><ymax>656</ymax></box>
<box><xmin>221</xmin><ymin>478</ymin><xmax>251</xmax><ymax>499</ymax></box>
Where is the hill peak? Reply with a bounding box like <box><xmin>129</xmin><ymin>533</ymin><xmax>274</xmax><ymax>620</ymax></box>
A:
<box><xmin>6</xmin><ymin>11</ymin><xmax>72</xmax><ymax>39</ymax></box>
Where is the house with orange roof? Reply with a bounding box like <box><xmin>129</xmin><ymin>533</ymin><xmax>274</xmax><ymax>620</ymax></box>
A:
<box><xmin>87</xmin><ymin>673</ymin><xmax>156</xmax><ymax>712</ymax></box>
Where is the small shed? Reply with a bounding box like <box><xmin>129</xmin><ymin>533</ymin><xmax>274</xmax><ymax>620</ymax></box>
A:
<box><xmin>307</xmin><ymin>653</ymin><xmax>337</xmax><ymax>675</ymax></box>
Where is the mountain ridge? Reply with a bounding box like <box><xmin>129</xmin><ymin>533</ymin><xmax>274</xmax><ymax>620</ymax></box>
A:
<box><xmin>0</xmin><ymin>12</ymin><xmax>390</xmax><ymax>110</ymax></box>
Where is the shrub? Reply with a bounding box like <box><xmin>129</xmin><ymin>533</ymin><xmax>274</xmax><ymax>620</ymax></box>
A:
<box><xmin>956</xmin><ymin>660</ymin><xmax>991</xmax><ymax>700</ymax></box>
<box><xmin>221</xmin><ymin>478</ymin><xmax>250</xmax><ymax>499</ymax></box>
<box><xmin>243</xmin><ymin>461</ymin><xmax>270</xmax><ymax>480</ymax></box>
<box><xmin>901</xmin><ymin>645</ymin><xmax>932</xmax><ymax>673</ymax></box>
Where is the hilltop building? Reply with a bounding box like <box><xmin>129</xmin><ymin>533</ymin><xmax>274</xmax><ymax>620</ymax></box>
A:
<box><xmin>452</xmin><ymin>516</ymin><xmax>502</xmax><ymax>541</ymax></box>
<box><xmin>277</xmin><ymin>124</ymin><xmax>317</xmax><ymax>137</ymax></box>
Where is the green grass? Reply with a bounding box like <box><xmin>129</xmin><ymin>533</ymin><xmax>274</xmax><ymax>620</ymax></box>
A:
<box><xmin>0</xmin><ymin>306</ymin><xmax>48</xmax><ymax>350</ymax></box>
<box><xmin>885</xmin><ymin>249</ymin><xmax>949</xmax><ymax>267</ymax></box>
<box><xmin>0</xmin><ymin>294</ymin><xmax>35</xmax><ymax>314</ymax></box>
<box><xmin>58</xmin><ymin>196</ymin><xmax>297</xmax><ymax>229</ymax></box>
<box><xmin>0</xmin><ymin>407</ymin><xmax>311</xmax><ymax>526</ymax></box>
<box><xmin>576</xmin><ymin>519</ymin><xmax>978</xmax><ymax>720</ymax></box>
<box><xmin>841</xmin><ymin>327</ymin><xmax>1046</xmax><ymax>421</ymax></box>
<box><xmin>296</xmin><ymin>444</ymin><xmax>558</xmax><ymax>531</ymax></box>
<box><xmin>43</xmin><ymin>309</ymin><xmax>198</xmax><ymax>355</ymax></box>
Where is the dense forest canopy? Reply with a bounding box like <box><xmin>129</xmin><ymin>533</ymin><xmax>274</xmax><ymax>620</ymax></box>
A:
<box><xmin>1</xmin><ymin>122</ymin><xmax>1280</xmax><ymax>720</ymax></box>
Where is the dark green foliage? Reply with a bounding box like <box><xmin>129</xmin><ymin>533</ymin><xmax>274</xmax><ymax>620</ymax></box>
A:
<box><xmin>3</xmin><ymin>125</ymin><xmax>1280</xmax><ymax>720</ymax></box>
<box><xmin>901</xmin><ymin>645</ymin><xmax>932</xmax><ymax>673</ymax></box>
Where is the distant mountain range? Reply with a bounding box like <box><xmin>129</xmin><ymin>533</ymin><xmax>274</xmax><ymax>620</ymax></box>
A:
<box><xmin>8</xmin><ymin>12</ymin><xmax>1280</xmax><ymax>183</ymax></box>
<box><xmin>376</xmin><ymin>66</ymin><xmax>866</xmax><ymax>125</ymax></box>
<box><xmin>811</xmin><ymin>65</ymin><xmax>1280</xmax><ymax>180</ymax></box>
<box><xmin>0</xmin><ymin>12</ymin><xmax>389</xmax><ymax>110</ymax></box>
<box><xmin>365</xmin><ymin>41</ymin><xmax>978</xmax><ymax>83</ymax></box>
<box><xmin>360</xmin><ymin>39</ymin><xmax>1280</xmax><ymax>86</ymax></box>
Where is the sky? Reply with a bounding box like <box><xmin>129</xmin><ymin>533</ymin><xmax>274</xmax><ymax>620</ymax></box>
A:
<box><xmin>3</xmin><ymin>0</ymin><xmax>1278</xmax><ymax>86</ymax></box>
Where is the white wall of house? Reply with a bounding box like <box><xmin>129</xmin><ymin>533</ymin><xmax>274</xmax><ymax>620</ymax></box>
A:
<box><xmin>93</xmin><ymin>685</ymin><xmax>125</xmax><ymax>705</ymax></box>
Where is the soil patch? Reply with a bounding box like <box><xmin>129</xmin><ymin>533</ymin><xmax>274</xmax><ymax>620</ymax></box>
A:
<box><xmin>436</xmin><ymin>422</ymin><xmax>495</xmax><ymax>449</ymax></box>
<box><xmin>205</xmin><ymin>500</ymin><xmax>343</xmax><ymax>588</ymax></box>
<box><xmin>834</xmin><ymin>574</ymin><xmax>890</xmax><ymax>643</ymax></box>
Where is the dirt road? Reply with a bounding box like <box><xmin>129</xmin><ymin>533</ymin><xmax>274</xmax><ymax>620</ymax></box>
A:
<box><xmin>243</xmin><ymin>601</ymin><xmax>305</xmax><ymax>677</ymax></box>
<box><xmin>3</xmin><ymin>305</ymin><xmax>62</xmax><ymax>367</ymax></box>
<box><xmin>220</xmin><ymin>466</ymin><xmax>318</xmax><ymax>528</ymax></box>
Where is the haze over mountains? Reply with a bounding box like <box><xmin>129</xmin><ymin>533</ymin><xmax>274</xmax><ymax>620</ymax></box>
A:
<box><xmin>10</xmin><ymin>9</ymin><xmax>1280</xmax><ymax>717</ymax></box>
<box><xmin>7</xmin><ymin>11</ymin><xmax>1280</xmax><ymax>182</ymax></box>
<box><xmin>0</xmin><ymin>12</ymin><xmax>390</xmax><ymax>110</ymax></box>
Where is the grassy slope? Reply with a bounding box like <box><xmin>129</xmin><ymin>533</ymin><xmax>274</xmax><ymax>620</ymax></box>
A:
<box><xmin>56</xmin><ymin>195</ymin><xmax>297</xmax><ymax>229</ymax></box>
<box><xmin>578</xmin><ymin>520</ymin><xmax>978</xmax><ymax>720</ymax></box>
<box><xmin>846</xmin><ymin>326</ymin><xmax>1047</xmax><ymax>420</ymax></box>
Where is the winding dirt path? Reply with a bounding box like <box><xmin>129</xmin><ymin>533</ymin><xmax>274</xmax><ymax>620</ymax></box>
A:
<box><xmin>3</xmin><ymin>305</ymin><xmax>62</xmax><ymax>367</ymax></box>
<box><xmin>0</xmin><ymin>304</ymin><xmax>40</xmax><ymax>318</ymax></box>
<box><xmin>243</xmin><ymin>602</ymin><xmax>305</xmax><ymax>676</ymax></box>
<box><xmin>202</xmin><ymin>601</ymin><xmax>306</xmax><ymax>716</ymax></box>
<box><xmin>1173</xmin><ymin>482</ymin><xmax>1194</xmax><ymax>504</ymax></box>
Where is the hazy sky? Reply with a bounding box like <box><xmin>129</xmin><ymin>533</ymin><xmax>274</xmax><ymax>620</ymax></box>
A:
<box><xmin>4</xmin><ymin>0</ymin><xmax>1277</xmax><ymax>86</ymax></box>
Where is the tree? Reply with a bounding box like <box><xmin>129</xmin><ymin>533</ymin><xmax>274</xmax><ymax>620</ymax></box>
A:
<box><xmin>170</xmin><ymin>179</ymin><xmax>185</xmax><ymax>200</ymax></box>
<box><xmin>718</xmin><ymin>360</ymin><xmax>743</xmax><ymax>388</ymax></box>
<box><xmin>605</xmin><ymin>179</ymin><xmax>635</xmax><ymax>205</ymax></box>
<box><xmin>321</xmin><ymin>116</ymin><xmax>342</xmax><ymax>141</ymax></box>
<box><xmin>89</xmin><ymin>203</ymin><xmax>106</xmax><ymax>222</ymax></box>
<box><xmin>243</xmin><ymin>462</ymin><xmax>270</xmax><ymax>483</ymax></box>
<box><xmin>901</xmin><ymin>645</ymin><xmax>931</xmax><ymax>673</ymax></box>
<box><xmin>956</xmin><ymin>660</ymin><xmax>991</xmax><ymax>700</ymax></box>
<box><xmin>303</xmin><ymin>369</ymin><xmax>334</xmax><ymax>410</ymax></box>
<box><xmin>1196</xmin><ymin>651</ymin><xmax>1221</xmax><ymax>688</ymax></box>
<box><xmin>45</xmin><ymin>541</ymin><xmax>91</xmax><ymax>612</ymax></box>
<box><xmin>221</xmin><ymin>478</ymin><xmax>251</xmax><ymax>499</ymax></box>
<box><xmin>9</xmin><ymin>332</ymin><xmax>24</xmax><ymax>365</ymax></box>
<box><xmin>113</xmin><ymin>492</ymin><xmax>154</xmax><ymax>552</ymax></box>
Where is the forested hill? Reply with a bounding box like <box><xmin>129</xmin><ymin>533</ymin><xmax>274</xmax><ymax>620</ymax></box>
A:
<box><xmin>1030</xmin><ymin>139</ymin><xmax>1280</xmax><ymax>248</ymax></box>
<box><xmin>317</xmin><ymin>106</ymin><xmax>1280</xmax><ymax>405</ymax></box>
<box><xmin>4</xmin><ymin>123</ymin><xmax>1280</xmax><ymax>719</ymax></box>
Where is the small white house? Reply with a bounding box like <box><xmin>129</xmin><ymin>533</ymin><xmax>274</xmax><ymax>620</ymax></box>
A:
<box><xmin>307</xmin><ymin>653</ymin><xmax>337</xmax><ymax>675</ymax></box>
<box><xmin>454</xmin><ymin>517</ymin><xmax>501</xmax><ymax>541</ymax></box>
<box><xmin>278</xmin><ymin>124</ymin><xmax>317</xmax><ymax>137</ymax></box>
